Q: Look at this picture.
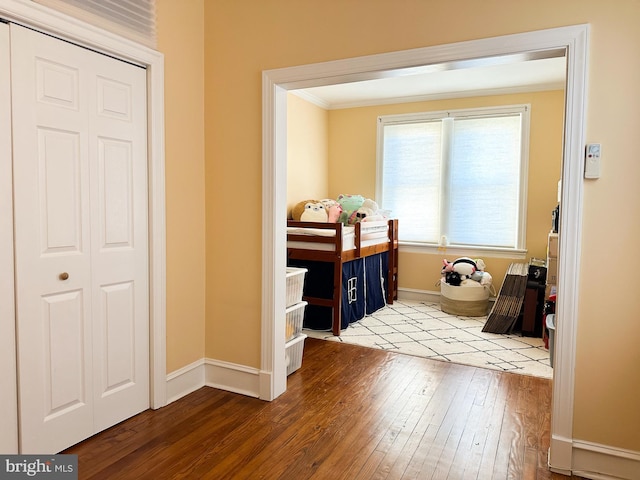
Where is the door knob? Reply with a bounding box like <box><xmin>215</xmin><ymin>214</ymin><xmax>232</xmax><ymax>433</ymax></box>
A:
<box><xmin>59</xmin><ymin>272</ymin><xmax>69</xmax><ymax>280</ymax></box>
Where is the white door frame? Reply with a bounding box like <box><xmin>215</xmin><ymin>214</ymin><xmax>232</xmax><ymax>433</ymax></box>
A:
<box><xmin>262</xmin><ymin>25</ymin><xmax>588</xmax><ymax>474</ymax></box>
<box><xmin>0</xmin><ymin>20</ymin><xmax>18</xmax><ymax>455</ymax></box>
<box><xmin>0</xmin><ymin>0</ymin><xmax>167</xmax><ymax>453</ymax></box>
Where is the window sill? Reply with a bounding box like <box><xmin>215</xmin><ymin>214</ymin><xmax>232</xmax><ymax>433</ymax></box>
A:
<box><xmin>399</xmin><ymin>242</ymin><xmax>528</xmax><ymax>260</ymax></box>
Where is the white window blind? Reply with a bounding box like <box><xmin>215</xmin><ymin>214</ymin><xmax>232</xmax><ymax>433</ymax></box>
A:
<box><xmin>33</xmin><ymin>0</ymin><xmax>157</xmax><ymax>48</ymax></box>
<box><xmin>377</xmin><ymin>105</ymin><xmax>529</xmax><ymax>250</ymax></box>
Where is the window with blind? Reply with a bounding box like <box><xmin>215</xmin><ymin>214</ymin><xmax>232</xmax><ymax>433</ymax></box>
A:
<box><xmin>376</xmin><ymin>105</ymin><xmax>530</xmax><ymax>251</ymax></box>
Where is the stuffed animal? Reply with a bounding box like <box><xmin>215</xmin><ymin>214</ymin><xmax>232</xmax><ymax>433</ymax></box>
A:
<box><xmin>320</xmin><ymin>198</ymin><xmax>337</xmax><ymax>210</ymax></box>
<box><xmin>361</xmin><ymin>198</ymin><xmax>379</xmax><ymax>213</ymax></box>
<box><xmin>291</xmin><ymin>200</ymin><xmax>314</xmax><ymax>221</ymax></box>
<box><xmin>337</xmin><ymin>194</ymin><xmax>387</xmax><ymax>224</ymax></box>
<box><xmin>352</xmin><ymin>206</ymin><xmax>374</xmax><ymax>223</ymax></box>
<box><xmin>357</xmin><ymin>206</ymin><xmax>374</xmax><ymax>219</ymax></box>
<box><xmin>326</xmin><ymin>204</ymin><xmax>342</xmax><ymax>223</ymax></box>
<box><xmin>470</xmin><ymin>271</ymin><xmax>483</xmax><ymax>283</ymax></box>
<box><xmin>474</xmin><ymin>258</ymin><xmax>486</xmax><ymax>272</ymax></box>
<box><xmin>443</xmin><ymin>257</ymin><xmax>492</xmax><ymax>287</ymax></box>
<box><xmin>291</xmin><ymin>200</ymin><xmax>328</xmax><ymax>222</ymax></box>
<box><xmin>469</xmin><ymin>259</ymin><xmax>490</xmax><ymax>284</ymax></box>
<box><xmin>478</xmin><ymin>271</ymin><xmax>493</xmax><ymax>286</ymax></box>
<box><xmin>442</xmin><ymin>257</ymin><xmax>477</xmax><ymax>282</ymax></box>
<box><xmin>320</xmin><ymin>199</ymin><xmax>342</xmax><ymax>223</ymax></box>
<box><xmin>301</xmin><ymin>202</ymin><xmax>328</xmax><ymax>222</ymax></box>
<box><xmin>336</xmin><ymin>194</ymin><xmax>365</xmax><ymax>213</ymax></box>
<box><xmin>358</xmin><ymin>198</ymin><xmax>384</xmax><ymax>222</ymax></box>
<box><xmin>336</xmin><ymin>194</ymin><xmax>361</xmax><ymax>224</ymax></box>
<box><xmin>445</xmin><ymin>271</ymin><xmax>462</xmax><ymax>286</ymax></box>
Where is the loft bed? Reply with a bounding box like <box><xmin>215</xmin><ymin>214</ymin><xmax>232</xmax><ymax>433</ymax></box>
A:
<box><xmin>286</xmin><ymin>218</ymin><xmax>398</xmax><ymax>336</ymax></box>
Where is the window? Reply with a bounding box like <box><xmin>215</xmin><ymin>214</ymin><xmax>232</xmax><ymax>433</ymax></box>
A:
<box><xmin>376</xmin><ymin>105</ymin><xmax>530</xmax><ymax>251</ymax></box>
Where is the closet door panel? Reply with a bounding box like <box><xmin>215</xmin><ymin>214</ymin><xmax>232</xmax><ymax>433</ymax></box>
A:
<box><xmin>38</xmin><ymin>128</ymin><xmax>84</xmax><ymax>252</ymax></box>
<box><xmin>12</xmin><ymin>23</ymin><xmax>94</xmax><ymax>455</ymax></box>
<box><xmin>89</xmin><ymin>43</ymin><xmax>149</xmax><ymax>434</ymax></box>
<box><xmin>41</xmin><ymin>290</ymin><xmax>87</xmax><ymax>416</ymax></box>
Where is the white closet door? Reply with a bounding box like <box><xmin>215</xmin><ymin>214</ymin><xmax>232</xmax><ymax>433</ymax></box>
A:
<box><xmin>11</xmin><ymin>24</ymin><xmax>149</xmax><ymax>454</ymax></box>
<box><xmin>89</xmin><ymin>40</ymin><xmax>149</xmax><ymax>434</ymax></box>
<box><xmin>0</xmin><ymin>21</ymin><xmax>18</xmax><ymax>455</ymax></box>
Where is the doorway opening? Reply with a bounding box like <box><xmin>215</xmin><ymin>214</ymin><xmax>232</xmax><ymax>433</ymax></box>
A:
<box><xmin>262</xmin><ymin>25</ymin><xmax>588</xmax><ymax>473</ymax></box>
<box><xmin>285</xmin><ymin>50</ymin><xmax>566</xmax><ymax>381</ymax></box>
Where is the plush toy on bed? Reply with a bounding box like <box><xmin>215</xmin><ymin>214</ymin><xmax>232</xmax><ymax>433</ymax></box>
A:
<box><xmin>320</xmin><ymin>199</ymin><xmax>342</xmax><ymax>223</ymax></box>
<box><xmin>336</xmin><ymin>193</ymin><xmax>365</xmax><ymax>212</ymax></box>
<box><xmin>291</xmin><ymin>199</ymin><xmax>344</xmax><ymax>222</ymax></box>
<box><xmin>336</xmin><ymin>193</ymin><xmax>364</xmax><ymax>223</ymax></box>
<box><xmin>347</xmin><ymin>198</ymin><xmax>376</xmax><ymax>223</ymax></box>
<box><xmin>337</xmin><ymin>194</ymin><xmax>387</xmax><ymax>224</ymax></box>
<box><xmin>291</xmin><ymin>200</ymin><xmax>328</xmax><ymax>222</ymax></box>
<box><xmin>359</xmin><ymin>198</ymin><xmax>388</xmax><ymax>222</ymax></box>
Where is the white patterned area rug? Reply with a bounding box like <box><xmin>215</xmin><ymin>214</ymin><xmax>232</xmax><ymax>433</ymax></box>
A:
<box><xmin>303</xmin><ymin>299</ymin><xmax>553</xmax><ymax>379</ymax></box>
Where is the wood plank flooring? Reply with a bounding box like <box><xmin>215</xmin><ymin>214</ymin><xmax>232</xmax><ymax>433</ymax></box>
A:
<box><xmin>64</xmin><ymin>338</ymin><xmax>584</xmax><ymax>479</ymax></box>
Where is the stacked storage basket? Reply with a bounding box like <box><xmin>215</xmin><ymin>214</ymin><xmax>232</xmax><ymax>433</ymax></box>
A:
<box><xmin>285</xmin><ymin>267</ymin><xmax>308</xmax><ymax>375</ymax></box>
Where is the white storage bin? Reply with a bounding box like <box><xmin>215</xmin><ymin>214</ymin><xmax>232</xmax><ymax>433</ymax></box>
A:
<box><xmin>546</xmin><ymin>314</ymin><xmax>556</xmax><ymax>368</ymax></box>
<box><xmin>285</xmin><ymin>333</ymin><xmax>307</xmax><ymax>376</ymax></box>
<box><xmin>286</xmin><ymin>301</ymin><xmax>307</xmax><ymax>341</ymax></box>
<box><xmin>286</xmin><ymin>267</ymin><xmax>307</xmax><ymax>307</ymax></box>
<box><xmin>440</xmin><ymin>281</ymin><xmax>490</xmax><ymax>317</ymax></box>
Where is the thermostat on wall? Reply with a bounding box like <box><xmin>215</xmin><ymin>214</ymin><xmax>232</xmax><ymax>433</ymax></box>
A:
<box><xmin>584</xmin><ymin>143</ymin><xmax>601</xmax><ymax>179</ymax></box>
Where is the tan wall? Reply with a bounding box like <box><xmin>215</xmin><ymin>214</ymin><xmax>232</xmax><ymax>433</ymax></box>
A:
<box><xmin>287</xmin><ymin>93</ymin><xmax>329</xmax><ymax>215</ymax></box>
<box><xmin>147</xmin><ymin>0</ymin><xmax>640</xmax><ymax>451</ymax></box>
<box><xmin>156</xmin><ymin>0</ymin><xmax>206</xmax><ymax>373</ymax></box>
<box><xmin>326</xmin><ymin>91</ymin><xmax>564</xmax><ymax>292</ymax></box>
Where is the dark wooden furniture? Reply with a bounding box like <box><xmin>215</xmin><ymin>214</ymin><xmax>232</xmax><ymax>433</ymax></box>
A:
<box><xmin>287</xmin><ymin>219</ymin><xmax>398</xmax><ymax>336</ymax></box>
<box><xmin>522</xmin><ymin>280</ymin><xmax>546</xmax><ymax>337</ymax></box>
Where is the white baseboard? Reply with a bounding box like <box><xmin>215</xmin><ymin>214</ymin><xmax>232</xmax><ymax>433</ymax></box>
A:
<box><xmin>204</xmin><ymin>359</ymin><xmax>261</xmax><ymax>398</ymax></box>
<box><xmin>166</xmin><ymin>357</ymin><xmax>261</xmax><ymax>405</ymax></box>
<box><xmin>571</xmin><ymin>440</ymin><xmax>640</xmax><ymax>480</ymax></box>
<box><xmin>165</xmin><ymin>359</ymin><xmax>206</xmax><ymax>404</ymax></box>
<box><xmin>549</xmin><ymin>434</ymin><xmax>574</xmax><ymax>475</ymax></box>
<box><xmin>397</xmin><ymin>287</ymin><xmax>440</xmax><ymax>303</ymax></box>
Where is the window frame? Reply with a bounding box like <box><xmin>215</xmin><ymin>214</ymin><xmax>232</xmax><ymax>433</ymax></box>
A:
<box><xmin>375</xmin><ymin>104</ymin><xmax>531</xmax><ymax>256</ymax></box>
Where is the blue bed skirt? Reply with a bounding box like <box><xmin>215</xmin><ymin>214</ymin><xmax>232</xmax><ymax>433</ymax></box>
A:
<box><xmin>288</xmin><ymin>251</ymin><xmax>389</xmax><ymax>331</ymax></box>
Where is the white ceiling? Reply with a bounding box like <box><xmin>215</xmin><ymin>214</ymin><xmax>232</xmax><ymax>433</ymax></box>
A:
<box><xmin>293</xmin><ymin>55</ymin><xmax>567</xmax><ymax>110</ymax></box>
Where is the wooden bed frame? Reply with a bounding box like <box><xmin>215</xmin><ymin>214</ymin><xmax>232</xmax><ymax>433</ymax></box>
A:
<box><xmin>286</xmin><ymin>219</ymin><xmax>399</xmax><ymax>336</ymax></box>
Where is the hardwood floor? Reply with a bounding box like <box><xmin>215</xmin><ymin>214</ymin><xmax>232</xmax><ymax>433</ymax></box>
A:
<box><xmin>64</xmin><ymin>338</ymin><xmax>584</xmax><ymax>479</ymax></box>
